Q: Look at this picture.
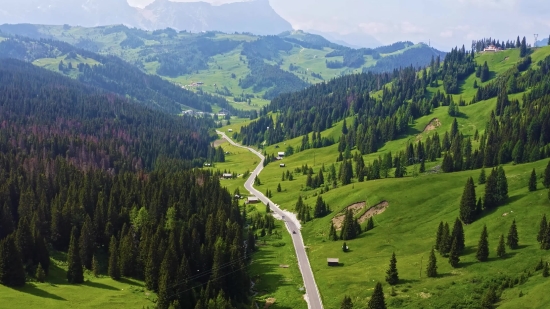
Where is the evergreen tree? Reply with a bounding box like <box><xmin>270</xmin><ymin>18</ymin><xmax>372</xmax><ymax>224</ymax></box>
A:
<box><xmin>484</xmin><ymin>169</ymin><xmax>498</xmax><ymax>210</ymax></box>
<box><xmin>67</xmin><ymin>226</ymin><xmax>84</xmax><ymax>284</ymax></box>
<box><xmin>496</xmin><ymin>234</ymin><xmax>506</xmax><ymax>258</ymax></box>
<box><xmin>451</xmin><ymin>218</ymin><xmax>465</xmax><ymax>253</ymax></box>
<box><xmin>385</xmin><ymin>252</ymin><xmax>399</xmax><ymax>285</ymax></box>
<box><xmin>529</xmin><ymin>168</ymin><xmax>537</xmax><ymax>191</ymax></box>
<box><xmin>35</xmin><ymin>263</ymin><xmax>46</xmax><ymax>283</ymax></box>
<box><xmin>368</xmin><ymin>282</ymin><xmax>386</xmax><ymax>309</ymax></box>
<box><xmin>544</xmin><ymin>161</ymin><xmax>550</xmax><ymax>188</ymax></box>
<box><xmin>439</xmin><ymin>222</ymin><xmax>451</xmax><ymax>256</ymax></box>
<box><xmin>33</xmin><ymin>230</ymin><xmax>50</xmax><ymax>276</ymax></box>
<box><xmin>435</xmin><ymin>222</ymin><xmax>444</xmax><ymax>251</ymax></box>
<box><xmin>476</xmin><ymin>225</ymin><xmax>489</xmax><ymax>262</ymax></box>
<box><xmin>478</xmin><ymin>168</ymin><xmax>486</xmax><ymax>184</ymax></box>
<box><xmin>366</xmin><ymin>217</ymin><xmax>374</xmax><ymax>231</ymax></box>
<box><xmin>265</xmin><ymin>203</ymin><xmax>271</xmax><ymax>213</ymax></box>
<box><xmin>0</xmin><ymin>234</ymin><xmax>26</xmax><ymax>287</ymax></box>
<box><xmin>79</xmin><ymin>215</ymin><xmax>94</xmax><ymax>270</ymax></box>
<box><xmin>506</xmin><ymin>219</ymin><xmax>519</xmax><ymax>249</ymax></box>
<box><xmin>340</xmin><ymin>209</ymin><xmax>356</xmax><ymax>240</ymax></box>
<box><xmin>277</xmin><ymin>183</ymin><xmax>281</xmax><ymax>192</ymax></box>
<box><xmin>539</xmin><ymin>214</ymin><xmax>548</xmax><ymax>245</ymax></box>
<box><xmin>426</xmin><ymin>248</ymin><xmax>437</xmax><ymax>278</ymax></box>
<box><xmin>459</xmin><ymin>177</ymin><xmax>477</xmax><ymax>224</ymax></box>
<box><xmin>92</xmin><ymin>254</ymin><xmax>100</xmax><ymax>277</ymax></box>
<box><xmin>543</xmin><ymin>262</ymin><xmax>549</xmax><ymax>277</ymax></box>
<box><xmin>481</xmin><ymin>287</ymin><xmax>498</xmax><ymax>309</ymax></box>
<box><xmin>157</xmin><ymin>241</ymin><xmax>178</xmax><ymax>309</ymax></box>
<box><xmin>329</xmin><ymin>222</ymin><xmax>338</xmax><ymax>241</ymax></box>
<box><xmin>340</xmin><ymin>295</ymin><xmax>353</xmax><ymax>309</ymax></box>
<box><xmin>520</xmin><ymin>36</ymin><xmax>528</xmax><ymax>57</ymax></box>
<box><xmin>496</xmin><ymin>166</ymin><xmax>508</xmax><ymax>204</ymax></box>
<box><xmin>108</xmin><ymin>236</ymin><xmax>120</xmax><ymax>280</ymax></box>
<box><xmin>15</xmin><ymin>217</ymin><xmax>34</xmax><ymax>269</ymax></box>
<box><xmin>448</xmin><ymin>238</ymin><xmax>460</xmax><ymax>268</ymax></box>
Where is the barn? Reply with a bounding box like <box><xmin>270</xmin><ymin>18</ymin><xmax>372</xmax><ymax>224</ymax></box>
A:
<box><xmin>327</xmin><ymin>258</ymin><xmax>339</xmax><ymax>266</ymax></box>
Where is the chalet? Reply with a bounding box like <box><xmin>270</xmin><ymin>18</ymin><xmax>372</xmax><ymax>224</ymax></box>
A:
<box><xmin>483</xmin><ymin>45</ymin><xmax>501</xmax><ymax>52</ymax></box>
<box><xmin>228</xmin><ymin>129</ymin><xmax>233</xmax><ymax>132</ymax></box>
<box><xmin>280</xmin><ymin>163</ymin><xmax>286</xmax><ymax>167</ymax></box>
<box><xmin>247</xmin><ymin>196</ymin><xmax>260</xmax><ymax>204</ymax></box>
<box><xmin>222</xmin><ymin>173</ymin><xmax>233</xmax><ymax>179</ymax></box>
<box><xmin>327</xmin><ymin>258</ymin><xmax>339</xmax><ymax>267</ymax></box>
<box><xmin>278</xmin><ymin>152</ymin><xmax>285</xmax><ymax>157</ymax></box>
<box><xmin>204</xmin><ymin>163</ymin><xmax>212</xmax><ymax>167</ymax></box>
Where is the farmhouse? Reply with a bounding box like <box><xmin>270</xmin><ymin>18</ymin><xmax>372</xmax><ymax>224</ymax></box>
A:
<box><xmin>280</xmin><ymin>163</ymin><xmax>286</xmax><ymax>167</ymax></box>
<box><xmin>278</xmin><ymin>152</ymin><xmax>285</xmax><ymax>157</ymax></box>
<box><xmin>222</xmin><ymin>173</ymin><xmax>233</xmax><ymax>179</ymax></box>
<box><xmin>247</xmin><ymin>196</ymin><xmax>260</xmax><ymax>204</ymax></box>
<box><xmin>483</xmin><ymin>45</ymin><xmax>501</xmax><ymax>52</ymax></box>
<box><xmin>327</xmin><ymin>258</ymin><xmax>339</xmax><ymax>266</ymax></box>
<box><xmin>228</xmin><ymin>129</ymin><xmax>233</xmax><ymax>132</ymax></box>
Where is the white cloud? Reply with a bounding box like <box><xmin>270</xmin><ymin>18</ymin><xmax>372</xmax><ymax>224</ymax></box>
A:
<box><xmin>358</xmin><ymin>22</ymin><xmax>392</xmax><ymax>35</ymax></box>
<box><xmin>440</xmin><ymin>30</ymin><xmax>453</xmax><ymax>38</ymax></box>
<box><xmin>400</xmin><ymin>21</ymin><xmax>424</xmax><ymax>34</ymax></box>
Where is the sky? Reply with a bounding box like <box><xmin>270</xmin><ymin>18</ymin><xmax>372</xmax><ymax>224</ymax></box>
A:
<box><xmin>127</xmin><ymin>0</ymin><xmax>550</xmax><ymax>50</ymax></box>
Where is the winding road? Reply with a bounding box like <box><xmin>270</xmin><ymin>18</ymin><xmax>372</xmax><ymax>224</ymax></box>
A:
<box><xmin>216</xmin><ymin>130</ymin><xmax>323</xmax><ymax>309</ymax></box>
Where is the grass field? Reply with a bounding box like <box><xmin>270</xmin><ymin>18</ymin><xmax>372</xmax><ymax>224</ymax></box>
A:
<box><xmin>0</xmin><ymin>253</ymin><xmax>153</xmax><ymax>309</ymax></box>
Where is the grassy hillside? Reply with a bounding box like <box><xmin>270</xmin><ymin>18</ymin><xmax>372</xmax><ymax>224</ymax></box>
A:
<box><xmin>0</xmin><ymin>24</ymin><xmax>445</xmax><ymax>111</ymax></box>
<box><xmin>221</xmin><ymin>45</ymin><xmax>550</xmax><ymax>308</ymax></box>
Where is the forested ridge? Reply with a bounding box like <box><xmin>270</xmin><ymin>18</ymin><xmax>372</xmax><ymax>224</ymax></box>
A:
<box><xmin>0</xmin><ymin>59</ymin><xmax>253</xmax><ymax>308</ymax></box>
<box><xmin>0</xmin><ymin>35</ymin><xmax>241</xmax><ymax>115</ymax></box>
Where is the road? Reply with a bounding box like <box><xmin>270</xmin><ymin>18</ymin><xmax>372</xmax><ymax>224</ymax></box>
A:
<box><xmin>217</xmin><ymin>131</ymin><xmax>324</xmax><ymax>309</ymax></box>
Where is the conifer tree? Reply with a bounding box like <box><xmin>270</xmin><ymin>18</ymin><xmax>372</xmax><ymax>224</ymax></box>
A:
<box><xmin>448</xmin><ymin>238</ymin><xmax>460</xmax><ymax>268</ymax></box>
<box><xmin>92</xmin><ymin>254</ymin><xmax>100</xmax><ymax>277</ymax></box>
<box><xmin>481</xmin><ymin>287</ymin><xmax>498</xmax><ymax>309</ymax></box>
<box><xmin>426</xmin><ymin>248</ymin><xmax>437</xmax><ymax>278</ymax></box>
<box><xmin>67</xmin><ymin>226</ymin><xmax>84</xmax><ymax>284</ymax></box>
<box><xmin>529</xmin><ymin>168</ymin><xmax>537</xmax><ymax>191</ymax></box>
<box><xmin>543</xmin><ymin>262</ymin><xmax>549</xmax><ymax>277</ymax></box>
<box><xmin>478</xmin><ymin>168</ymin><xmax>486</xmax><ymax>184</ymax></box>
<box><xmin>538</xmin><ymin>214</ymin><xmax>548</xmax><ymax>246</ymax></box>
<box><xmin>108</xmin><ymin>236</ymin><xmax>120</xmax><ymax>280</ymax></box>
<box><xmin>535</xmin><ymin>258</ymin><xmax>544</xmax><ymax>271</ymax></box>
<box><xmin>544</xmin><ymin>161</ymin><xmax>550</xmax><ymax>188</ymax></box>
<box><xmin>506</xmin><ymin>219</ymin><xmax>519</xmax><ymax>249</ymax></box>
<box><xmin>16</xmin><ymin>217</ymin><xmax>34</xmax><ymax>269</ymax></box>
<box><xmin>476</xmin><ymin>225</ymin><xmax>489</xmax><ymax>262</ymax></box>
<box><xmin>460</xmin><ymin>177</ymin><xmax>477</xmax><ymax>224</ymax></box>
<box><xmin>329</xmin><ymin>222</ymin><xmax>338</xmax><ymax>241</ymax></box>
<box><xmin>439</xmin><ymin>222</ymin><xmax>451</xmax><ymax>256</ymax></box>
<box><xmin>157</xmin><ymin>242</ymin><xmax>178</xmax><ymax>309</ymax></box>
<box><xmin>340</xmin><ymin>209</ymin><xmax>356</xmax><ymax>240</ymax></box>
<box><xmin>451</xmin><ymin>218</ymin><xmax>465</xmax><ymax>253</ymax></box>
<box><xmin>385</xmin><ymin>252</ymin><xmax>399</xmax><ymax>285</ymax></box>
<box><xmin>0</xmin><ymin>234</ymin><xmax>26</xmax><ymax>287</ymax></box>
<box><xmin>79</xmin><ymin>215</ymin><xmax>94</xmax><ymax>270</ymax></box>
<box><xmin>476</xmin><ymin>198</ymin><xmax>483</xmax><ymax>215</ymax></box>
<box><xmin>496</xmin><ymin>234</ymin><xmax>506</xmax><ymax>258</ymax></box>
<box><xmin>484</xmin><ymin>169</ymin><xmax>498</xmax><ymax>210</ymax></box>
<box><xmin>33</xmin><ymin>230</ymin><xmax>50</xmax><ymax>275</ymax></box>
<box><xmin>340</xmin><ymin>295</ymin><xmax>353</xmax><ymax>309</ymax></box>
<box><xmin>277</xmin><ymin>183</ymin><xmax>281</xmax><ymax>192</ymax></box>
<box><xmin>496</xmin><ymin>166</ymin><xmax>508</xmax><ymax>204</ymax></box>
<box><xmin>368</xmin><ymin>282</ymin><xmax>386</xmax><ymax>309</ymax></box>
<box><xmin>435</xmin><ymin>222</ymin><xmax>444</xmax><ymax>251</ymax></box>
<box><xmin>35</xmin><ymin>263</ymin><xmax>46</xmax><ymax>283</ymax></box>
<box><xmin>366</xmin><ymin>217</ymin><xmax>374</xmax><ymax>231</ymax></box>
<box><xmin>119</xmin><ymin>228</ymin><xmax>136</xmax><ymax>277</ymax></box>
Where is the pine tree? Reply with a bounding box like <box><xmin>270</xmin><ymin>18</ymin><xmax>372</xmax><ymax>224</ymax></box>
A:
<box><xmin>79</xmin><ymin>215</ymin><xmax>94</xmax><ymax>270</ymax></box>
<box><xmin>435</xmin><ymin>222</ymin><xmax>444</xmax><ymax>251</ymax></box>
<box><xmin>496</xmin><ymin>166</ymin><xmax>508</xmax><ymax>204</ymax></box>
<box><xmin>538</xmin><ymin>214</ymin><xmax>548</xmax><ymax>245</ymax></box>
<box><xmin>484</xmin><ymin>169</ymin><xmax>498</xmax><ymax>210</ymax></box>
<box><xmin>448</xmin><ymin>238</ymin><xmax>460</xmax><ymax>268</ymax></box>
<box><xmin>496</xmin><ymin>234</ymin><xmax>506</xmax><ymax>258</ymax></box>
<box><xmin>277</xmin><ymin>183</ymin><xmax>281</xmax><ymax>192</ymax></box>
<box><xmin>67</xmin><ymin>226</ymin><xmax>84</xmax><ymax>284</ymax></box>
<box><xmin>92</xmin><ymin>254</ymin><xmax>100</xmax><ymax>277</ymax></box>
<box><xmin>108</xmin><ymin>236</ymin><xmax>120</xmax><ymax>280</ymax></box>
<box><xmin>451</xmin><ymin>218</ymin><xmax>465</xmax><ymax>253</ymax></box>
<box><xmin>506</xmin><ymin>219</ymin><xmax>519</xmax><ymax>249</ymax></box>
<box><xmin>535</xmin><ymin>258</ymin><xmax>544</xmax><ymax>271</ymax></box>
<box><xmin>459</xmin><ymin>177</ymin><xmax>477</xmax><ymax>224</ymax></box>
<box><xmin>157</xmin><ymin>242</ymin><xmax>178</xmax><ymax>309</ymax></box>
<box><xmin>368</xmin><ymin>282</ymin><xmax>387</xmax><ymax>309</ymax></box>
<box><xmin>529</xmin><ymin>169</ymin><xmax>537</xmax><ymax>191</ymax></box>
<box><xmin>366</xmin><ymin>217</ymin><xmax>374</xmax><ymax>231</ymax></box>
<box><xmin>439</xmin><ymin>222</ymin><xmax>451</xmax><ymax>256</ymax></box>
<box><xmin>35</xmin><ymin>263</ymin><xmax>46</xmax><ymax>283</ymax></box>
<box><xmin>0</xmin><ymin>234</ymin><xmax>26</xmax><ymax>287</ymax></box>
<box><xmin>340</xmin><ymin>295</ymin><xmax>353</xmax><ymax>309</ymax></box>
<box><xmin>33</xmin><ymin>230</ymin><xmax>50</xmax><ymax>276</ymax></box>
<box><xmin>544</xmin><ymin>161</ymin><xmax>550</xmax><ymax>188</ymax></box>
<box><xmin>480</xmin><ymin>287</ymin><xmax>498</xmax><ymax>309</ymax></box>
<box><xmin>476</xmin><ymin>225</ymin><xmax>489</xmax><ymax>262</ymax></box>
<box><xmin>478</xmin><ymin>168</ymin><xmax>486</xmax><ymax>184</ymax></box>
<box><xmin>329</xmin><ymin>222</ymin><xmax>338</xmax><ymax>241</ymax></box>
<box><xmin>426</xmin><ymin>248</ymin><xmax>437</xmax><ymax>278</ymax></box>
<box><xmin>385</xmin><ymin>252</ymin><xmax>399</xmax><ymax>285</ymax></box>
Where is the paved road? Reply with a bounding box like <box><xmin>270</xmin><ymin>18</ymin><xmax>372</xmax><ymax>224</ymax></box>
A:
<box><xmin>217</xmin><ymin>131</ymin><xmax>324</xmax><ymax>309</ymax></box>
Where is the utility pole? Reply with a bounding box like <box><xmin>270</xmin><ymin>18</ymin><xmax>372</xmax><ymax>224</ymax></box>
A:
<box><xmin>534</xmin><ymin>34</ymin><xmax>539</xmax><ymax>48</ymax></box>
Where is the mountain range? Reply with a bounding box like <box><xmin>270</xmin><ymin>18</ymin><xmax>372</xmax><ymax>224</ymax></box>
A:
<box><xmin>0</xmin><ymin>0</ymin><xmax>292</xmax><ymax>35</ymax></box>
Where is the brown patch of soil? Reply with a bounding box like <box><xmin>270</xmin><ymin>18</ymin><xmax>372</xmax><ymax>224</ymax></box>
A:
<box><xmin>331</xmin><ymin>201</ymin><xmax>366</xmax><ymax>230</ymax></box>
<box><xmin>264</xmin><ymin>298</ymin><xmax>276</xmax><ymax>308</ymax></box>
<box><xmin>419</xmin><ymin>292</ymin><xmax>431</xmax><ymax>299</ymax></box>
<box><xmin>417</xmin><ymin>118</ymin><xmax>441</xmax><ymax>141</ymax></box>
<box><xmin>358</xmin><ymin>201</ymin><xmax>389</xmax><ymax>224</ymax></box>
<box><xmin>213</xmin><ymin>139</ymin><xmax>226</xmax><ymax>147</ymax></box>
<box><xmin>279</xmin><ymin>265</ymin><xmax>289</xmax><ymax>268</ymax></box>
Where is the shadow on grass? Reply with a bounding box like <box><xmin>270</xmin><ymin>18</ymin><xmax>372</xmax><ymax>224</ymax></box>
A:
<box><xmin>14</xmin><ymin>283</ymin><xmax>67</xmax><ymax>301</ymax></box>
<box><xmin>398</xmin><ymin>278</ymin><xmax>419</xmax><ymax>285</ymax></box>
<box><xmin>82</xmin><ymin>280</ymin><xmax>119</xmax><ymax>291</ymax></box>
<box><xmin>437</xmin><ymin>272</ymin><xmax>455</xmax><ymax>279</ymax></box>
<box><xmin>507</xmin><ymin>193</ymin><xmax>527</xmax><ymax>204</ymax></box>
<box><xmin>118</xmin><ymin>277</ymin><xmax>145</xmax><ymax>287</ymax></box>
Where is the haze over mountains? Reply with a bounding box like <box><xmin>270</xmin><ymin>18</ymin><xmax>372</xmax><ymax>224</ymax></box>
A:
<box><xmin>0</xmin><ymin>0</ymin><xmax>292</xmax><ymax>36</ymax></box>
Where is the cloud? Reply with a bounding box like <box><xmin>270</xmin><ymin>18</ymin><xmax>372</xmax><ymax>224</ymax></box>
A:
<box><xmin>358</xmin><ymin>22</ymin><xmax>392</xmax><ymax>35</ymax></box>
<box><xmin>400</xmin><ymin>21</ymin><xmax>424</xmax><ymax>34</ymax></box>
<box><xmin>440</xmin><ymin>30</ymin><xmax>453</xmax><ymax>38</ymax></box>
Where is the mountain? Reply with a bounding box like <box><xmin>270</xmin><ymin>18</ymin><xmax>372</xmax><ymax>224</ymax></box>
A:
<box><xmin>0</xmin><ymin>0</ymin><xmax>291</xmax><ymax>35</ymax></box>
<box><xmin>308</xmin><ymin>30</ymin><xmax>382</xmax><ymax>49</ymax></box>
<box><xmin>139</xmin><ymin>0</ymin><xmax>292</xmax><ymax>35</ymax></box>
